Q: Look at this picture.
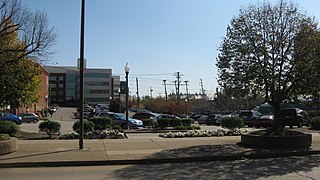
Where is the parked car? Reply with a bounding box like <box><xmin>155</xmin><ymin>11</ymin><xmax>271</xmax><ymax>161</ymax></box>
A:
<box><xmin>17</xmin><ymin>113</ymin><xmax>40</xmax><ymax>123</ymax></box>
<box><xmin>197</xmin><ymin>114</ymin><xmax>217</xmax><ymax>125</ymax></box>
<box><xmin>254</xmin><ymin>115</ymin><xmax>274</xmax><ymax>128</ymax></box>
<box><xmin>239</xmin><ymin>110</ymin><xmax>262</xmax><ymax>127</ymax></box>
<box><xmin>132</xmin><ymin>112</ymin><xmax>159</xmax><ymax>126</ymax></box>
<box><xmin>280</xmin><ymin>108</ymin><xmax>310</xmax><ymax>128</ymax></box>
<box><xmin>157</xmin><ymin>114</ymin><xmax>181</xmax><ymax>120</ymax></box>
<box><xmin>95</xmin><ymin>111</ymin><xmax>143</xmax><ymax>129</ymax></box>
<box><xmin>0</xmin><ymin>112</ymin><xmax>22</xmax><ymax>125</ymax></box>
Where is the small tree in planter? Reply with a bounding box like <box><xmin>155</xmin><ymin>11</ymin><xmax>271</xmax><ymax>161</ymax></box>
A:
<box><xmin>38</xmin><ymin>120</ymin><xmax>61</xmax><ymax>138</ymax></box>
<box><xmin>73</xmin><ymin>120</ymin><xmax>95</xmax><ymax>133</ymax></box>
<box><xmin>0</xmin><ymin>121</ymin><xmax>20</xmax><ymax>136</ymax></box>
<box><xmin>221</xmin><ymin>117</ymin><xmax>244</xmax><ymax>130</ymax></box>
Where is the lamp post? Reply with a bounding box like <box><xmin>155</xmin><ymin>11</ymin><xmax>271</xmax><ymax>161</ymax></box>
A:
<box><xmin>185</xmin><ymin>98</ymin><xmax>188</xmax><ymax>115</ymax></box>
<box><xmin>79</xmin><ymin>0</ymin><xmax>85</xmax><ymax>149</ymax></box>
<box><xmin>124</xmin><ymin>63</ymin><xmax>130</xmax><ymax>129</ymax></box>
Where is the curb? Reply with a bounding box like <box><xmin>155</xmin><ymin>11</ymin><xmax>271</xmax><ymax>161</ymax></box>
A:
<box><xmin>1</xmin><ymin>150</ymin><xmax>320</xmax><ymax>168</ymax></box>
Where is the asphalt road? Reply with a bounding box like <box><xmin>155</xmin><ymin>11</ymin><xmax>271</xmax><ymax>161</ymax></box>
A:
<box><xmin>1</xmin><ymin>155</ymin><xmax>320</xmax><ymax>180</ymax></box>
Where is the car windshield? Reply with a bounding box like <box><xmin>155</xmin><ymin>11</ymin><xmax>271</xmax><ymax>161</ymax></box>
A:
<box><xmin>115</xmin><ymin>113</ymin><xmax>126</xmax><ymax>119</ymax></box>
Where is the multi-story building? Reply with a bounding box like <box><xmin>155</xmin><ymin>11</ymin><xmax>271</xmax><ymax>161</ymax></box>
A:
<box><xmin>44</xmin><ymin>66</ymin><xmax>120</xmax><ymax>107</ymax></box>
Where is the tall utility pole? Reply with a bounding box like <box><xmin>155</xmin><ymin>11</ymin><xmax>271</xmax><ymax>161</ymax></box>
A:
<box><xmin>174</xmin><ymin>72</ymin><xmax>183</xmax><ymax>100</ymax></box>
<box><xmin>184</xmin><ymin>80</ymin><xmax>189</xmax><ymax>101</ymax></box>
<box><xmin>200</xmin><ymin>78</ymin><xmax>205</xmax><ymax>96</ymax></box>
<box><xmin>136</xmin><ymin>77</ymin><xmax>140</xmax><ymax>107</ymax></box>
<box><xmin>163</xmin><ymin>79</ymin><xmax>168</xmax><ymax>101</ymax></box>
<box><xmin>79</xmin><ymin>0</ymin><xmax>85</xmax><ymax>149</ymax></box>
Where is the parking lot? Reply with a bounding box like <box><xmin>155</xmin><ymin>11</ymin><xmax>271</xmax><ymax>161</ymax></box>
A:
<box><xmin>19</xmin><ymin>107</ymin><xmax>316</xmax><ymax>135</ymax></box>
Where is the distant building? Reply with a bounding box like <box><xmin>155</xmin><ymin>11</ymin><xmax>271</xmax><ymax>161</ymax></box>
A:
<box><xmin>44</xmin><ymin>66</ymin><xmax>120</xmax><ymax>107</ymax></box>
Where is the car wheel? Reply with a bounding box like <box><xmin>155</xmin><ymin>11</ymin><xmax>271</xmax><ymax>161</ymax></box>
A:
<box><xmin>121</xmin><ymin>123</ymin><xmax>127</xmax><ymax>129</ymax></box>
<box><xmin>153</xmin><ymin>122</ymin><xmax>158</xmax><ymax>128</ymax></box>
<box><xmin>33</xmin><ymin>119</ymin><xmax>38</xmax><ymax>123</ymax></box>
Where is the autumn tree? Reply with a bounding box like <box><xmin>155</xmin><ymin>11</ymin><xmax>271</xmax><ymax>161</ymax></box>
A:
<box><xmin>0</xmin><ymin>0</ymin><xmax>56</xmax><ymax>108</ymax></box>
<box><xmin>216</xmin><ymin>0</ymin><xmax>319</xmax><ymax>124</ymax></box>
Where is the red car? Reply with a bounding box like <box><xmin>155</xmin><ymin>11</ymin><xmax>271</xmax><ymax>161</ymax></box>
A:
<box><xmin>254</xmin><ymin>115</ymin><xmax>274</xmax><ymax>128</ymax></box>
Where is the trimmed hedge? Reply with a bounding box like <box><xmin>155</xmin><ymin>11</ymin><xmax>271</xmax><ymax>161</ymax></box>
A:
<box><xmin>311</xmin><ymin>116</ymin><xmax>320</xmax><ymax>130</ymax></box>
<box><xmin>158</xmin><ymin>118</ymin><xmax>193</xmax><ymax>129</ymax></box>
<box><xmin>39</xmin><ymin>120</ymin><xmax>61</xmax><ymax>138</ymax></box>
<box><xmin>73</xmin><ymin>120</ymin><xmax>95</xmax><ymax>133</ymax></box>
<box><xmin>87</xmin><ymin>117</ymin><xmax>112</xmax><ymax>130</ymax></box>
<box><xmin>0</xmin><ymin>121</ymin><xmax>20</xmax><ymax>136</ymax></box>
<box><xmin>174</xmin><ymin>125</ymin><xmax>200</xmax><ymax>130</ymax></box>
<box><xmin>181</xmin><ymin>118</ymin><xmax>192</xmax><ymax>126</ymax></box>
<box><xmin>143</xmin><ymin>119</ymin><xmax>154</xmax><ymax>127</ymax></box>
<box><xmin>221</xmin><ymin>116</ymin><xmax>244</xmax><ymax>130</ymax></box>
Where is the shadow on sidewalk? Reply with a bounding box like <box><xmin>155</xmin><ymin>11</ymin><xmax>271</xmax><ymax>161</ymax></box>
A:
<box><xmin>112</xmin><ymin>144</ymin><xmax>320</xmax><ymax>179</ymax></box>
<box><xmin>0</xmin><ymin>149</ymin><xmax>76</xmax><ymax>161</ymax></box>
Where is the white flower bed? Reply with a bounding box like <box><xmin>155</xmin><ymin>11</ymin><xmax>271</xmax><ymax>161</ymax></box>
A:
<box><xmin>60</xmin><ymin>130</ymin><xmax>128</xmax><ymax>139</ymax></box>
<box><xmin>159</xmin><ymin>128</ymin><xmax>249</xmax><ymax>138</ymax></box>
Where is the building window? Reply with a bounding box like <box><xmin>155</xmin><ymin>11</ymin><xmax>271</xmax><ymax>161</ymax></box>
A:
<box><xmin>84</xmin><ymin>73</ymin><xmax>110</xmax><ymax>78</ymax></box>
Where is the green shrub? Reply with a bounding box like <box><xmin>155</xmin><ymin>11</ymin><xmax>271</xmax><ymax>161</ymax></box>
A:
<box><xmin>181</xmin><ymin>118</ymin><xmax>192</xmax><ymax>126</ymax></box>
<box><xmin>38</xmin><ymin>120</ymin><xmax>61</xmax><ymax>138</ymax></box>
<box><xmin>143</xmin><ymin>119</ymin><xmax>154</xmax><ymax>127</ymax></box>
<box><xmin>73</xmin><ymin>120</ymin><xmax>95</xmax><ymax>133</ymax></box>
<box><xmin>158</xmin><ymin>118</ymin><xmax>170</xmax><ymax>128</ymax></box>
<box><xmin>221</xmin><ymin>116</ymin><xmax>244</xmax><ymax>130</ymax></box>
<box><xmin>158</xmin><ymin>118</ymin><xmax>184</xmax><ymax>129</ymax></box>
<box><xmin>0</xmin><ymin>133</ymin><xmax>10</xmax><ymax>141</ymax></box>
<box><xmin>0</xmin><ymin>121</ymin><xmax>20</xmax><ymax>136</ymax></box>
<box><xmin>174</xmin><ymin>125</ymin><xmax>200</xmax><ymax>130</ymax></box>
<box><xmin>87</xmin><ymin>117</ymin><xmax>112</xmax><ymax>130</ymax></box>
<box><xmin>310</xmin><ymin>116</ymin><xmax>320</xmax><ymax>130</ymax></box>
<box><xmin>112</xmin><ymin>125</ymin><xmax>121</xmax><ymax>130</ymax></box>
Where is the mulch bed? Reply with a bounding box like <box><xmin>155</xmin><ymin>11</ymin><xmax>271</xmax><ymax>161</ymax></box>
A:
<box><xmin>14</xmin><ymin>131</ymin><xmax>59</xmax><ymax>140</ymax></box>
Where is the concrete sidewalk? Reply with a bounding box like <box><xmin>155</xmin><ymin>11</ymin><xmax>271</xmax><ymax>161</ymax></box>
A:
<box><xmin>0</xmin><ymin>132</ymin><xmax>320</xmax><ymax>168</ymax></box>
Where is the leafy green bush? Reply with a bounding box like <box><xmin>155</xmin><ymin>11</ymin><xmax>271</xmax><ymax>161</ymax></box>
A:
<box><xmin>157</xmin><ymin>118</ymin><xmax>170</xmax><ymax>128</ymax></box>
<box><xmin>174</xmin><ymin>125</ymin><xmax>200</xmax><ymax>130</ymax></box>
<box><xmin>112</xmin><ymin>125</ymin><xmax>121</xmax><ymax>130</ymax></box>
<box><xmin>143</xmin><ymin>119</ymin><xmax>154</xmax><ymax>127</ymax></box>
<box><xmin>310</xmin><ymin>116</ymin><xmax>320</xmax><ymax>130</ymax></box>
<box><xmin>0</xmin><ymin>133</ymin><xmax>10</xmax><ymax>141</ymax></box>
<box><xmin>0</xmin><ymin>121</ymin><xmax>20</xmax><ymax>136</ymax></box>
<box><xmin>181</xmin><ymin>118</ymin><xmax>192</xmax><ymax>126</ymax></box>
<box><xmin>87</xmin><ymin>117</ymin><xmax>112</xmax><ymax>130</ymax></box>
<box><xmin>158</xmin><ymin>118</ymin><xmax>183</xmax><ymax>129</ymax></box>
<box><xmin>73</xmin><ymin>120</ymin><xmax>95</xmax><ymax>133</ymax></box>
<box><xmin>38</xmin><ymin>120</ymin><xmax>61</xmax><ymax>138</ymax></box>
<box><xmin>221</xmin><ymin>116</ymin><xmax>244</xmax><ymax>130</ymax></box>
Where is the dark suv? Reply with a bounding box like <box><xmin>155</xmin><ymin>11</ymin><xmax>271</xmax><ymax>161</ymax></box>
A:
<box><xmin>280</xmin><ymin>108</ymin><xmax>310</xmax><ymax>128</ymax></box>
<box><xmin>239</xmin><ymin>110</ymin><xmax>262</xmax><ymax>127</ymax></box>
<box><xmin>132</xmin><ymin>112</ymin><xmax>159</xmax><ymax>127</ymax></box>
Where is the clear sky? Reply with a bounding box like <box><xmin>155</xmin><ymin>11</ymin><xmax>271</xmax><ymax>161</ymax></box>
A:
<box><xmin>25</xmin><ymin>0</ymin><xmax>320</xmax><ymax>98</ymax></box>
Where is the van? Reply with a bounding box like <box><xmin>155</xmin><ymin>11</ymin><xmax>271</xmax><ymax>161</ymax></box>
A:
<box><xmin>280</xmin><ymin>108</ymin><xmax>310</xmax><ymax>128</ymax></box>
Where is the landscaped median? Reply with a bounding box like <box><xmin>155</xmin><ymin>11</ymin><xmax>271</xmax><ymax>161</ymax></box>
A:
<box><xmin>0</xmin><ymin>137</ymin><xmax>18</xmax><ymax>155</ymax></box>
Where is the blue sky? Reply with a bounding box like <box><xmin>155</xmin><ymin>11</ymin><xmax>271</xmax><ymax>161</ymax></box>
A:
<box><xmin>26</xmin><ymin>0</ymin><xmax>320</xmax><ymax>97</ymax></box>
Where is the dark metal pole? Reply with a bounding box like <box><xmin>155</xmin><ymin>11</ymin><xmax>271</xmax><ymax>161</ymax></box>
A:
<box><xmin>79</xmin><ymin>0</ymin><xmax>85</xmax><ymax>149</ymax></box>
<box><xmin>125</xmin><ymin>71</ymin><xmax>129</xmax><ymax>129</ymax></box>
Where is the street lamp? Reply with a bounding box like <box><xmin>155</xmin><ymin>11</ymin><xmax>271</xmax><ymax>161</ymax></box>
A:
<box><xmin>185</xmin><ymin>98</ymin><xmax>188</xmax><ymax>115</ymax></box>
<box><xmin>124</xmin><ymin>63</ymin><xmax>130</xmax><ymax>129</ymax></box>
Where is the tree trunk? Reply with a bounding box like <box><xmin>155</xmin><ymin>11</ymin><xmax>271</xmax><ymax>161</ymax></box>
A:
<box><xmin>271</xmin><ymin>101</ymin><xmax>282</xmax><ymax>128</ymax></box>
